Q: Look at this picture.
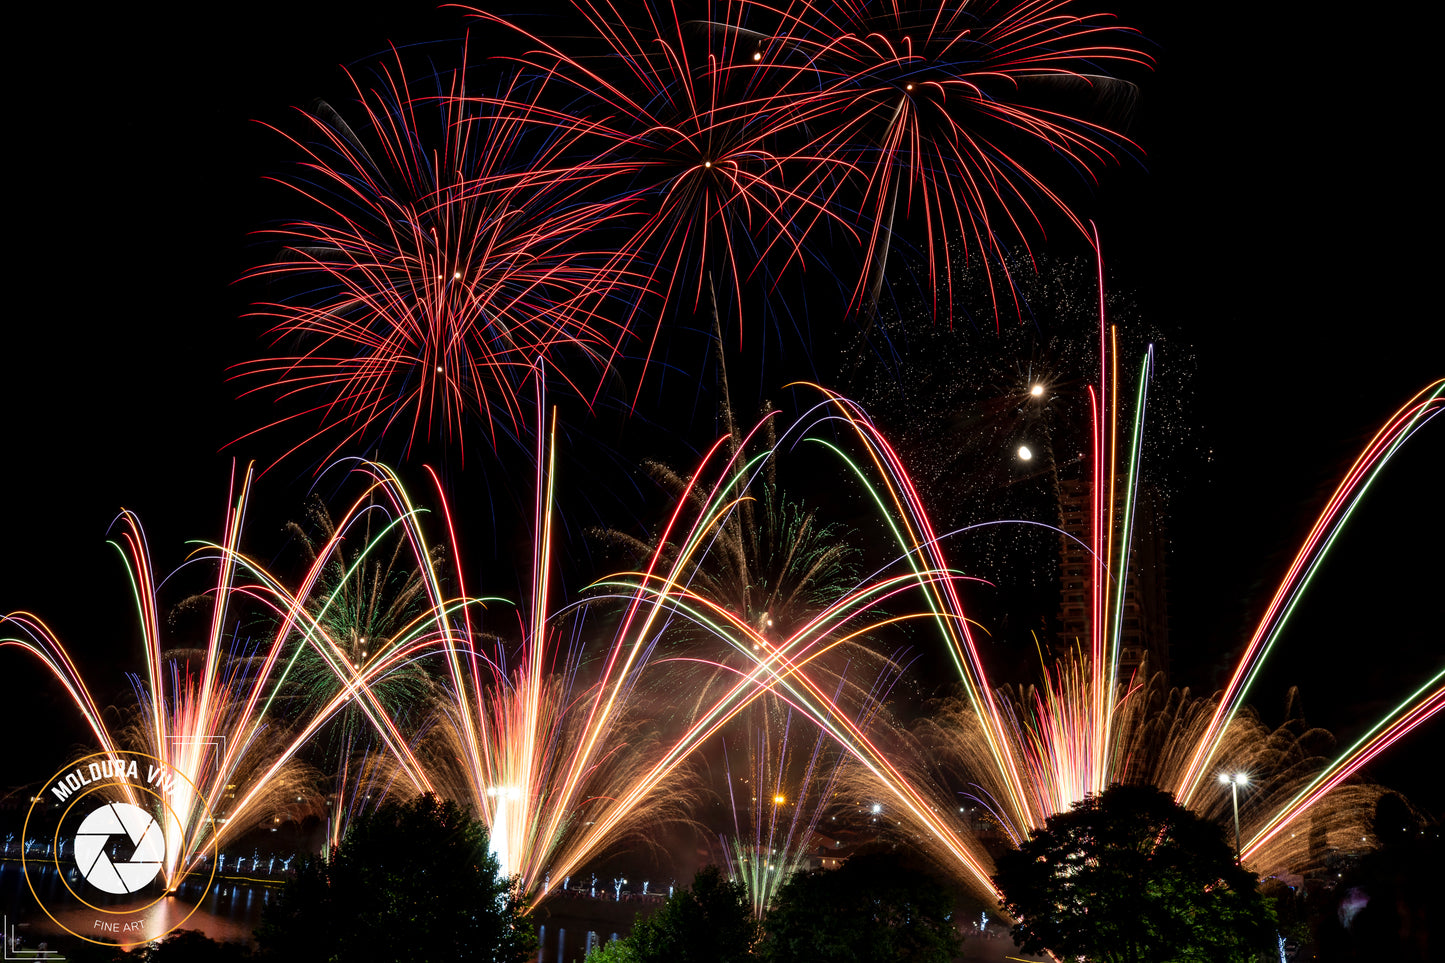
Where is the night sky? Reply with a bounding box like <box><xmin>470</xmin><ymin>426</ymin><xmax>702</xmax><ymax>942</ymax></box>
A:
<box><xmin>6</xmin><ymin>0</ymin><xmax>1441</xmax><ymax>819</ymax></box>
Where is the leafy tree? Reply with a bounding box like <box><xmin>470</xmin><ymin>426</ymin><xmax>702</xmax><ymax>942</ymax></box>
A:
<box><xmin>992</xmin><ymin>783</ymin><xmax>1275</xmax><ymax>963</ymax></box>
<box><xmin>256</xmin><ymin>793</ymin><xmax>535</xmax><ymax>962</ymax></box>
<box><xmin>757</xmin><ymin>851</ymin><xmax>963</xmax><ymax>963</ymax></box>
<box><xmin>621</xmin><ymin>865</ymin><xmax>756</xmax><ymax>963</ymax></box>
<box><xmin>583</xmin><ymin>938</ymin><xmax>639</xmax><ymax>963</ymax></box>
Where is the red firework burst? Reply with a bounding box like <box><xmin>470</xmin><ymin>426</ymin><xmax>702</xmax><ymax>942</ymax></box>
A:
<box><xmin>742</xmin><ymin>0</ymin><xmax>1152</xmax><ymax>321</ymax></box>
<box><xmin>237</xmin><ymin>45</ymin><xmax>647</xmax><ymax>467</ymax></box>
<box><xmin>463</xmin><ymin>1</ymin><xmax>857</xmax><ymax>342</ymax></box>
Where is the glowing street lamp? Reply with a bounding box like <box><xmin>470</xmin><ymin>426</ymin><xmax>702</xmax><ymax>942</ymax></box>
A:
<box><xmin>1219</xmin><ymin>772</ymin><xmax>1248</xmax><ymax>859</ymax></box>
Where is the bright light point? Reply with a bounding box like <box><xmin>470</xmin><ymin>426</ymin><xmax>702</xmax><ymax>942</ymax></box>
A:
<box><xmin>703</xmin><ymin>161</ymin><xmax>712</xmax><ymax>168</ymax></box>
<box><xmin>774</xmin><ymin>795</ymin><xmax>785</xmax><ymax>805</ymax></box>
<box><xmin>1030</xmin><ymin>384</ymin><xmax>1044</xmax><ymax>397</ymax></box>
<box><xmin>871</xmin><ymin>803</ymin><xmax>882</xmax><ymax>815</ymax></box>
<box><xmin>1219</xmin><ymin>774</ymin><xmax>1230</xmax><ymax>784</ymax></box>
<box><xmin>453</xmin><ymin>271</ymin><xmax>462</xmax><ymax>280</ymax></box>
<box><xmin>1017</xmin><ymin>445</ymin><xmax>1033</xmax><ymax>461</ymax></box>
<box><xmin>436</xmin><ymin>366</ymin><xmax>444</xmax><ymax>373</ymax></box>
<box><xmin>752</xmin><ymin>52</ymin><xmax>761</xmax><ymax>61</ymax></box>
<box><xmin>905</xmin><ymin>84</ymin><xmax>914</xmax><ymax>91</ymax></box>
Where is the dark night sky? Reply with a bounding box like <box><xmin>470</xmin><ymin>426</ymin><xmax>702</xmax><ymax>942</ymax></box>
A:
<box><xmin>4</xmin><ymin>1</ymin><xmax>1440</xmax><ymax>817</ymax></box>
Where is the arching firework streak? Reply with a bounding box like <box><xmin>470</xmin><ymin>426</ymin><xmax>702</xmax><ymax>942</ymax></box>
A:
<box><xmin>0</xmin><ymin>464</ymin><xmax>455</xmax><ymax>889</ymax></box>
<box><xmin>408</xmin><ymin>399</ymin><xmax>982</xmax><ymax>898</ymax></box>
<box><xmin>858</xmin><ymin>296</ymin><xmax>1445</xmax><ymax>881</ymax></box>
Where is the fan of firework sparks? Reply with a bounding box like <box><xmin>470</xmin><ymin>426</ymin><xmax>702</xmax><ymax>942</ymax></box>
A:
<box><xmin>0</xmin><ymin>466</ymin><xmax>452</xmax><ymax>891</ymax></box>
<box><xmin>5</xmin><ymin>371</ymin><xmax>1441</xmax><ymax>908</ymax></box>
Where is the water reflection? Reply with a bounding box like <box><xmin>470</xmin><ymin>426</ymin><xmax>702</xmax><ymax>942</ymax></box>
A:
<box><xmin>2</xmin><ymin>861</ymin><xmax>270</xmax><ymax>949</ymax></box>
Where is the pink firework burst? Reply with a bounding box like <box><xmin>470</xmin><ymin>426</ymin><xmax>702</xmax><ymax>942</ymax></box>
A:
<box><xmin>743</xmin><ymin>0</ymin><xmax>1152</xmax><ymax>321</ymax></box>
<box><xmin>465</xmin><ymin>1</ymin><xmax>856</xmax><ymax>345</ymax></box>
<box><xmin>237</xmin><ymin>45</ymin><xmax>646</xmax><ymax>467</ymax></box>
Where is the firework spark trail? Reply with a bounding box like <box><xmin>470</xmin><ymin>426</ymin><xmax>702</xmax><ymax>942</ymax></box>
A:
<box><xmin>800</xmin><ymin>260</ymin><xmax>1441</xmax><ymax>890</ymax></box>
<box><xmin>833</xmin><ymin>241</ymin><xmax>1440</xmax><ymax>881</ymax></box>
<box><xmin>787</xmin><ymin>386</ymin><xmax>1037</xmax><ymax>833</ymax></box>
<box><xmin>379</xmin><ymin>399</ymin><xmax>729</xmax><ymax>898</ymax></box>
<box><xmin>1174</xmin><ymin>380</ymin><xmax>1445</xmax><ymax>805</ymax></box>
<box><xmin>741</xmin><ymin>0</ymin><xmax>1150</xmax><ymax>320</ymax></box>
<box><xmin>237</xmin><ymin>44</ymin><xmax>647</xmax><ymax>467</ymax></box>
<box><xmin>580</xmin><ymin>390</ymin><xmax>1047</xmax><ymax>896</ymax></box>
<box><xmin>322</xmin><ymin>748</ymin><xmax>409</xmax><ymax>856</ymax></box>
<box><xmin>722</xmin><ymin>706</ymin><xmax>840</xmax><ymax>916</ymax></box>
<box><xmin>589</xmin><ymin>571</ymin><xmax>1002</xmax><ymax>894</ymax></box>
<box><xmin>279</xmin><ymin>492</ymin><xmax>446</xmax><ymax>739</ymax></box>
<box><xmin>1241</xmin><ymin>672</ymin><xmax>1445</xmax><ymax>863</ymax></box>
<box><xmin>1</xmin><ymin>462</ymin><xmax>488</xmax><ymax>888</ymax></box>
<box><xmin>217</xmin><ymin>459</ymin><xmax>496</xmax><ymax>806</ymax></box>
<box><xmin>96</xmin><ymin>473</ymin><xmax>320</xmax><ymax>887</ymax></box>
<box><xmin>720</xmin><ymin>639</ymin><xmax>910</xmax><ymax>914</ymax></box>
<box><xmin>926</xmin><ymin>349</ymin><xmax>1442</xmax><ymax>877</ymax></box>
<box><xmin>462</xmin><ymin>0</ymin><xmax>857</xmax><ymax>352</ymax></box>
<box><xmin>990</xmin><ymin>355</ymin><xmax>1438</xmax><ymax>868</ymax></box>
<box><xmin>0</xmin><ymin>615</ymin><xmax>130</xmax><ymax>773</ymax></box>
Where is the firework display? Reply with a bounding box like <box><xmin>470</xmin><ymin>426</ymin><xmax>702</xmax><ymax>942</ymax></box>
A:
<box><xmin>238</xmin><ymin>46</ymin><xmax>645</xmax><ymax>465</ymax></box>
<box><xmin>735</xmin><ymin>0</ymin><xmax>1149</xmax><ymax>318</ymax></box>
<box><xmin>469</xmin><ymin>1</ymin><xmax>854</xmax><ymax>336</ymax></box>
<box><xmin>0</xmin><ymin>467</ymin><xmax>445</xmax><ymax>891</ymax></box>
<box><xmin>4</xmin><ymin>1</ymin><xmax>1442</xmax><ymax>956</ymax></box>
<box><xmin>869</xmin><ymin>335</ymin><xmax>1444</xmax><ymax>885</ymax></box>
<box><xmin>240</xmin><ymin>0</ymin><xmax>1148</xmax><ymax>460</ymax></box>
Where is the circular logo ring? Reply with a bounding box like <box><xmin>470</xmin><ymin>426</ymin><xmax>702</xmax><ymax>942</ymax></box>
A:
<box><xmin>22</xmin><ymin>751</ymin><xmax>220</xmax><ymax>946</ymax></box>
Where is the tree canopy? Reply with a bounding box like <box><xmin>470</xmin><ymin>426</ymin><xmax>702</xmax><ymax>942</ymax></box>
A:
<box><xmin>756</xmin><ymin>851</ymin><xmax>963</xmax><ymax>963</ymax></box>
<box><xmin>623</xmin><ymin>865</ymin><xmax>757</xmax><ymax>963</ymax></box>
<box><xmin>992</xmin><ymin>783</ymin><xmax>1275</xmax><ymax>963</ymax></box>
<box><xmin>256</xmin><ymin>793</ymin><xmax>535</xmax><ymax>963</ymax></box>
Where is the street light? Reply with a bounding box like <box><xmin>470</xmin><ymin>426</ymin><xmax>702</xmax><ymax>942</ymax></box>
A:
<box><xmin>1219</xmin><ymin>772</ymin><xmax>1248</xmax><ymax>859</ymax></box>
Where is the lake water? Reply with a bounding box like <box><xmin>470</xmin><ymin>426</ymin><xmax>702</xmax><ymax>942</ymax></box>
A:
<box><xmin>2</xmin><ymin>860</ymin><xmax>270</xmax><ymax>952</ymax></box>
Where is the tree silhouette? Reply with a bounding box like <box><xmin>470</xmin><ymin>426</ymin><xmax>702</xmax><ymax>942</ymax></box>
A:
<box><xmin>993</xmin><ymin>783</ymin><xmax>1274</xmax><ymax>963</ymax></box>
<box><xmin>257</xmin><ymin>794</ymin><xmax>534</xmax><ymax>962</ymax></box>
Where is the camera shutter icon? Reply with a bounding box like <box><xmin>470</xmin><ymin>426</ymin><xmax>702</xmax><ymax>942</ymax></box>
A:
<box><xmin>73</xmin><ymin>802</ymin><xmax>166</xmax><ymax>894</ymax></box>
